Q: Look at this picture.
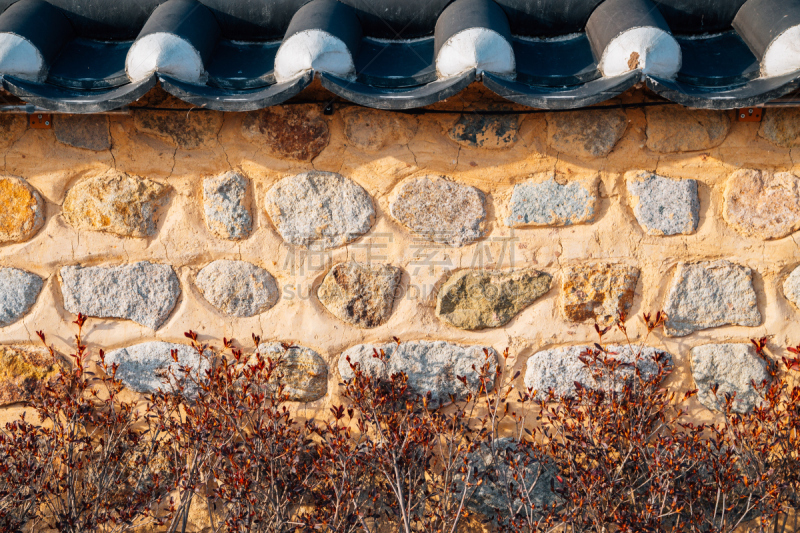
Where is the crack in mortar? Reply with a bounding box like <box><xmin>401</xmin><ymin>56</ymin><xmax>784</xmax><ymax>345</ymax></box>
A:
<box><xmin>217</xmin><ymin>114</ymin><xmax>233</xmax><ymax>170</ymax></box>
<box><xmin>4</xmin><ymin>129</ymin><xmax>29</xmax><ymax>173</ymax></box>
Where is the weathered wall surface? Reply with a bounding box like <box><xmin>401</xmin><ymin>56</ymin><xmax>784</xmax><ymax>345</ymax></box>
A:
<box><xmin>1</xmin><ymin>84</ymin><xmax>799</xmax><ymax>427</ymax></box>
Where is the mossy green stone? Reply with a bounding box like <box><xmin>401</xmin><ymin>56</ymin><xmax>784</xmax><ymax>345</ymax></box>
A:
<box><xmin>436</xmin><ymin>268</ymin><xmax>552</xmax><ymax>330</ymax></box>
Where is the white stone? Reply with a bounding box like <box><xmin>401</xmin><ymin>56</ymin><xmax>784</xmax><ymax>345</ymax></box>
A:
<box><xmin>763</xmin><ymin>25</ymin><xmax>800</xmax><ymax>78</ymax></box>
<box><xmin>339</xmin><ymin>340</ymin><xmax>497</xmax><ymax>407</ymax></box>
<box><xmin>436</xmin><ymin>27</ymin><xmax>515</xmax><ymax>79</ymax></box>
<box><xmin>783</xmin><ymin>265</ymin><xmax>800</xmax><ymax>309</ymax></box>
<box><xmin>691</xmin><ymin>343</ymin><xmax>770</xmax><ymax>413</ymax></box>
<box><xmin>0</xmin><ymin>267</ymin><xmax>42</xmax><ymax>328</ymax></box>
<box><xmin>599</xmin><ymin>27</ymin><xmax>681</xmax><ymax>79</ymax></box>
<box><xmin>126</xmin><ymin>33</ymin><xmax>205</xmax><ymax>84</ymax></box>
<box><xmin>195</xmin><ymin>260</ymin><xmax>278</xmax><ymax>318</ymax></box>
<box><xmin>105</xmin><ymin>342</ymin><xmax>211</xmax><ymax>395</ymax></box>
<box><xmin>59</xmin><ymin>262</ymin><xmax>181</xmax><ymax>330</ymax></box>
<box><xmin>663</xmin><ymin>260</ymin><xmax>761</xmax><ymax>337</ymax></box>
<box><xmin>524</xmin><ymin>344</ymin><xmax>672</xmax><ymax>399</ymax></box>
<box><xmin>626</xmin><ymin>172</ymin><xmax>699</xmax><ymax>236</ymax></box>
<box><xmin>203</xmin><ymin>172</ymin><xmax>252</xmax><ymax>240</ymax></box>
<box><xmin>264</xmin><ymin>171</ymin><xmax>375</xmax><ymax>250</ymax></box>
<box><xmin>274</xmin><ymin>30</ymin><xmax>355</xmax><ymax>83</ymax></box>
<box><xmin>0</xmin><ymin>33</ymin><xmax>46</xmax><ymax>82</ymax></box>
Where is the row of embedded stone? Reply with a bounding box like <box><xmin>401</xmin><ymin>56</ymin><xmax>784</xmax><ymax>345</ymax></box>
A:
<box><xmin>0</xmin><ymin>337</ymin><xmax>768</xmax><ymax>419</ymax></box>
<box><xmin>3</xmin><ymin>165</ymin><xmax>799</xmax><ymax>248</ymax></box>
<box><xmin>43</xmin><ymin>107</ymin><xmax>800</xmax><ymax>160</ymax></box>
<box><xmin>2</xmin><ymin>257</ymin><xmax>799</xmax><ymax>334</ymax></box>
<box><xmin>2</xmin><ymin>258</ymin><xmax>795</xmax><ymax>334</ymax></box>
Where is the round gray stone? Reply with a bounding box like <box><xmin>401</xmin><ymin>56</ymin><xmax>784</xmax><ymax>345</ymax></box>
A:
<box><xmin>690</xmin><ymin>343</ymin><xmax>770</xmax><ymax>413</ymax></box>
<box><xmin>196</xmin><ymin>260</ymin><xmax>278</xmax><ymax>318</ymax></box>
<box><xmin>59</xmin><ymin>261</ymin><xmax>180</xmax><ymax>330</ymax></box>
<box><xmin>0</xmin><ymin>267</ymin><xmax>43</xmax><ymax>327</ymax></box>
<box><xmin>338</xmin><ymin>340</ymin><xmax>497</xmax><ymax>407</ymax></box>
<box><xmin>506</xmin><ymin>176</ymin><xmax>598</xmax><ymax>227</ymax></box>
<box><xmin>203</xmin><ymin>171</ymin><xmax>252</xmax><ymax>240</ymax></box>
<box><xmin>390</xmin><ymin>175</ymin><xmax>487</xmax><ymax>247</ymax></box>
<box><xmin>524</xmin><ymin>344</ymin><xmax>672</xmax><ymax>399</ymax></box>
<box><xmin>105</xmin><ymin>341</ymin><xmax>211</xmax><ymax>395</ymax></box>
<box><xmin>626</xmin><ymin>172</ymin><xmax>699</xmax><ymax>236</ymax></box>
<box><xmin>663</xmin><ymin>260</ymin><xmax>761</xmax><ymax>337</ymax></box>
<box><xmin>264</xmin><ymin>171</ymin><xmax>375</xmax><ymax>250</ymax></box>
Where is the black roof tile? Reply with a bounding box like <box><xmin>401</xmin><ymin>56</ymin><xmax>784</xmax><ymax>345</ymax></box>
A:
<box><xmin>0</xmin><ymin>0</ymin><xmax>796</xmax><ymax>113</ymax></box>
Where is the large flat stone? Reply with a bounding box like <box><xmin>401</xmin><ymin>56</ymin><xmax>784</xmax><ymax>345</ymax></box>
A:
<box><xmin>561</xmin><ymin>263</ymin><xmax>640</xmax><ymax>326</ymax></box>
<box><xmin>546</xmin><ymin>109</ymin><xmax>627</xmax><ymax>158</ymax></box>
<box><xmin>133</xmin><ymin>110</ymin><xmax>223</xmax><ymax>150</ymax></box>
<box><xmin>626</xmin><ymin>171</ymin><xmax>699</xmax><ymax>236</ymax></box>
<box><xmin>242</xmin><ymin>106</ymin><xmax>330</xmax><ymax>161</ymax></box>
<box><xmin>663</xmin><ymin>260</ymin><xmax>761</xmax><ymax>337</ymax></box>
<box><xmin>0</xmin><ymin>267</ymin><xmax>43</xmax><ymax>327</ymax></box>
<box><xmin>646</xmin><ymin>106</ymin><xmax>730</xmax><ymax>153</ymax></box>
<box><xmin>691</xmin><ymin>343</ymin><xmax>770</xmax><ymax>413</ymax></box>
<box><xmin>54</xmin><ymin>115</ymin><xmax>110</xmax><ymax>151</ymax></box>
<box><xmin>0</xmin><ymin>345</ymin><xmax>60</xmax><ymax>406</ymax></box>
<box><xmin>257</xmin><ymin>343</ymin><xmax>328</xmax><ymax>402</ymax></box>
<box><xmin>723</xmin><ymin>169</ymin><xmax>800</xmax><ymax>240</ymax></box>
<box><xmin>338</xmin><ymin>340</ymin><xmax>497</xmax><ymax>407</ymax></box>
<box><xmin>60</xmin><ymin>261</ymin><xmax>180</xmax><ymax>330</ymax></box>
<box><xmin>390</xmin><ymin>175</ymin><xmax>486</xmax><ymax>247</ymax></box>
<box><xmin>105</xmin><ymin>342</ymin><xmax>210</xmax><ymax>395</ymax></box>
<box><xmin>784</xmin><ymin>265</ymin><xmax>800</xmax><ymax>309</ymax></box>
<box><xmin>759</xmin><ymin>108</ymin><xmax>800</xmax><ymax>148</ymax></box>
<box><xmin>506</xmin><ymin>176</ymin><xmax>598</xmax><ymax>227</ymax></box>
<box><xmin>265</xmin><ymin>171</ymin><xmax>375</xmax><ymax>250</ymax></box>
<box><xmin>317</xmin><ymin>262</ymin><xmax>402</xmax><ymax>328</ymax></box>
<box><xmin>341</xmin><ymin>107</ymin><xmax>418</xmax><ymax>151</ymax></box>
<box><xmin>196</xmin><ymin>260</ymin><xmax>278</xmax><ymax>318</ymax></box>
<box><xmin>62</xmin><ymin>170</ymin><xmax>171</xmax><ymax>238</ymax></box>
<box><xmin>524</xmin><ymin>344</ymin><xmax>672</xmax><ymax>399</ymax></box>
<box><xmin>0</xmin><ymin>176</ymin><xmax>45</xmax><ymax>244</ymax></box>
<box><xmin>436</xmin><ymin>268</ymin><xmax>552</xmax><ymax>330</ymax></box>
<box><xmin>448</xmin><ymin>114</ymin><xmax>518</xmax><ymax>150</ymax></box>
<box><xmin>203</xmin><ymin>171</ymin><xmax>252</xmax><ymax>240</ymax></box>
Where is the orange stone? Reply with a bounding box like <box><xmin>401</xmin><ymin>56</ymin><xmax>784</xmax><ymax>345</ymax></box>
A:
<box><xmin>0</xmin><ymin>176</ymin><xmax>44</xmax><ymax>244</ymax></box>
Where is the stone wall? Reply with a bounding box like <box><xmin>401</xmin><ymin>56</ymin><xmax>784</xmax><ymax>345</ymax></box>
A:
<box><xmin>1</xmin><ymin>85</ymin><xmax>800</xmax><ymax>425</ymax></box>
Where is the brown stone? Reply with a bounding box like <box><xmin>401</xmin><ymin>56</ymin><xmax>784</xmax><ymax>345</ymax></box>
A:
<box><xmin>0</xmin><ymin>176</ymin><xmax>44</xmax><ymax>244</ymax></box>
<box><xmin>645</xmin><ymin>106</ymin><xmax>730</xmax><ymax>153</ymax></box>
<box><xmin>317</xmin><ymin>262</ymin><xmax>403</xmax><ymax>328</ymax></box>
<box><xmin>561</xmin><ymin>263</ymin><xmax>640</xmax><ymax>325</ymax></box>
<box><xmin>341</xmin><ymin>107</ymin><xmax>418</xmax><ymax>151</ymax></box>
<box><xmin>389</xmin><ymin>175</ymin><xmax>487</xmax><ymax>247</ymax></box>
<box><xmin>0</xmin><ymin>114</ymin><xmax>27</xmax><ymax>150</ymax></box>
<box><xmin>62</xmin><ymin>170</ymin><xmax>171</xmax><ymax>238</ymax></box>
<box><xmin>242</xmin><ymin>105</ymin><xmax>330</xmax><ymax>161</ymax></box>
<box><xmin>546</xmin><ymin>109</ymin><xmax>627</xmax><ymax>158</ymax></box>
<box><xmin>133</xmin><ymin>109</ymin><xmax>223</xmax><ymax>150</ymax></box>
<box><xmin>257</xmin><ymin>343</ymin><xmax>328</xmax><ymax>402</ymax></box>
<box><xmin>448</xmin><ymin>114</ymin><xmax>518</xmax><ymax>150</ymax></box>
<box><xmin>759</xmin><ymin>108</ymin><xmax>800</xmax><ymax>148</ymax></box>
<box><xmin>0</xmin><ymin>345</ymin><xmax>61</xmax><ymax>406</ymax></box>
<box><xmin>54</xmin><ymin>115</ymin><xmax>110</xmax><ymax>151</ymax></box>
<box><xmin>722</xmin><ymin>169</ymin><xmax>800</xmax><ymax>240</ymax></box>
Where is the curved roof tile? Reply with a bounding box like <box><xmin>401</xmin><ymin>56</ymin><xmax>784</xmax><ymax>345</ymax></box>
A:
<box><xmin>0</xmin><ymin>0</ymin><xmax>796</xmax><ymax>113</ymax></box>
